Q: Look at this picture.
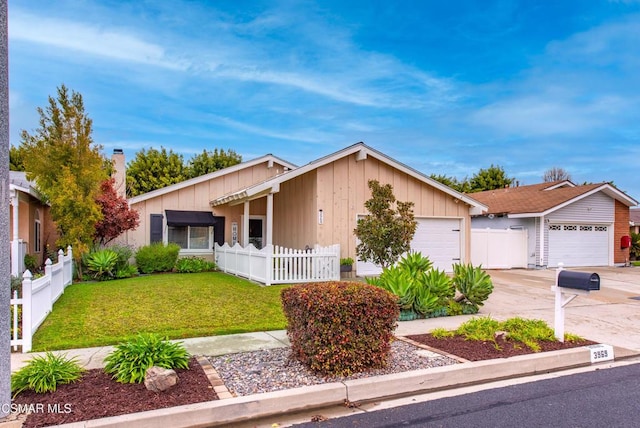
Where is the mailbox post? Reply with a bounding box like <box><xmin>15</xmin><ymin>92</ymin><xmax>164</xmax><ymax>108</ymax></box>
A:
<box><xmin>552</xmin><ymin>263</ymin><xmax>600</xmax><ymax>342</ymax></box>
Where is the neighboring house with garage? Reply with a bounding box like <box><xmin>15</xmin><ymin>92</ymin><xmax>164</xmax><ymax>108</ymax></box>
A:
<box><xmin>119</xmin><ymin>143</ymin><xmax>486</xmax><ymax>284</ymax></box>
<box><xmin>9</xmin><ymin>171</ymin><xmax>57</xmax><ymax>276</ymax></box>
<box><xmin>469</xmin><ymin>181</ymin><xmax>637</xmax><ymax>269</ymax></box>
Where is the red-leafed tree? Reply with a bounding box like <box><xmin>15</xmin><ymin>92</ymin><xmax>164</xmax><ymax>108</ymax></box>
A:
<box><xmin>94</xmin><ymin>178</ymin><xmax>140</xmax><ymax>246</ymax></box>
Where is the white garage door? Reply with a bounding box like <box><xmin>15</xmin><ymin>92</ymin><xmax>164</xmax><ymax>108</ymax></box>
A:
<box><xmin>356</xmin><ymin>218</ymin><xmax>461</xmax><ymax>275</ymax></box>
<box><xmin>548</xmin><ymin>224</ymin><xmax>609</xmax><ymax>267</ymax></box>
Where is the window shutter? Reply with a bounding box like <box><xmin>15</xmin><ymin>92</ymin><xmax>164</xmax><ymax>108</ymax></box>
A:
<box><xmin>150</xmin><ymin>214</ymin><xmax>163</xmax><ymax>244</ymax></box>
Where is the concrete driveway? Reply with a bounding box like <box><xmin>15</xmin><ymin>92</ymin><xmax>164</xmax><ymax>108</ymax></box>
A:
<box><xmin>479</xmin><ymin>266</ymin><xmax>640</xmax><ymax>351</ymax></box>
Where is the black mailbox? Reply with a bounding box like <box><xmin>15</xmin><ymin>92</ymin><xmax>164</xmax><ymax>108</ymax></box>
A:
<box><xmin>557</xmin><ymin>271</ymin><xmax>600</xmax><ymax>291</ymax></box>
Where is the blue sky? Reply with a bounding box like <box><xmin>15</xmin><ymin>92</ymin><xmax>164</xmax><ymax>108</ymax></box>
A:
<box><xmin>8</xmin><ymin>1</ymin><xmax>640</xmax><ymax>200</ymax></box>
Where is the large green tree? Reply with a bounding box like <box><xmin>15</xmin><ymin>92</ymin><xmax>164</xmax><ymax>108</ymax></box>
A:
<box><xmin>429</xmin><ymin>173</ymin><xmax>469</xmax><ymax>193</ymax></box>
<box><xmin>354</xmin><ymin>180</ymin><xmax>417</xmax><ymax>269</ymax></box>
<box><xmin>20</xmin><ymin>85</ymin><xmax>107</xmax><ymax>258</ymax></box>
<box><xmin>466</xmin><ymin>164</ymin><xmax>514</xmax><ymax>193</ymax></box>
<box><xmin>187</xmin><ymin>148</ymin><xmax>242</xmax><ymax>178</ymax></box>
<box><xmin>126</xmin><ymin>147</ymin><xmax>187</xmax><ymax>196</ymax></box>
<box><xmin>9</xmin><ymin>145</ymin><xmax>25</xmax><ymax>171</ymax></box>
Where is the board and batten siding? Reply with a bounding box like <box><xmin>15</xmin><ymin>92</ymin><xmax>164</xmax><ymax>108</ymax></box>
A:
<box><xmin>125</xmin><ymin>161</ymin><xmax>286</xmax><ymax>248</ymax></box>
<box><xmin>310</xmin><ymin>153</ymin><xmax>471</xmax><ymax>261</ymax></box>
<box><xmin>272</xmin><ymin>170</ymin><xmax>318</xmax><ymax>249</ymax></box>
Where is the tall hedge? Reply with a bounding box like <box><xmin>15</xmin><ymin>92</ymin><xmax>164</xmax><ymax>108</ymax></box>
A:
<box><xmin>281</xmin><ymin>281</ymin><xmax>399</xmax><ymax>376</ymax></box>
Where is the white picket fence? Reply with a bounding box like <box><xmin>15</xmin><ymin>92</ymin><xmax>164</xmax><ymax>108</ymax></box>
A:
<box><xmin>215</xmin><ymin>243</ymin><xmax>340</xmax><ymax>285</ymax></box>
<box><xmin>10</xmin><ymin>246</ymin><xmax>73</xmax><ymax>353</ymax></box>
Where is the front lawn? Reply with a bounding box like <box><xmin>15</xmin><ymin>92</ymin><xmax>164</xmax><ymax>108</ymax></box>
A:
<box><xmin>32</xmin><ymin>272</ymin><xmax>289</xmax><ymax>351</ymax></box>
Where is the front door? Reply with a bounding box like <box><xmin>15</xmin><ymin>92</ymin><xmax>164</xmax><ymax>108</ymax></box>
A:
<box><xmin>249</xmin><ymin>218</ymin><xmax>264</xmax><ymax>249</ymax></box>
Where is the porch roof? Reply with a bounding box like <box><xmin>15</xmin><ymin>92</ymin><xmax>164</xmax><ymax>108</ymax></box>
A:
<box><xmin>210</xmin><ymin>142</ymin><xmax>488</xmax><ymax>214</ymax></box>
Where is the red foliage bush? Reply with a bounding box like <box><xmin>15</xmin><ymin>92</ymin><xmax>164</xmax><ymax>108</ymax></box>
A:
<box><xmin>281</xmin><ymin>281</ymin><xmax>399</xmax><ymax>376</ymax></box>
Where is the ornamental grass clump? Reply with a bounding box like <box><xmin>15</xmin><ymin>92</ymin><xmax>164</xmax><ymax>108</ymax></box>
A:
<box><xmin>104</xmin><ymin>333</ymin><xmax>189</xmax><ymax>383</ymax></box>
<box><xmin>11</xmin><ymin>352</ymin><xmax>85</xmax><ymax>397</ymax></box>
<box><xmin>281</xmin><ymin>281</ymin><xmax>399</xmax><ymax>377</ymax></box>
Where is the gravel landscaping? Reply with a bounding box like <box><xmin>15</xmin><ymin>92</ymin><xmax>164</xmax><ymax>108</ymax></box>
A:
<box><xmin>208</xmin><ymin>339</ymin><xmax>459</xmax><ymax>396</ymax></box>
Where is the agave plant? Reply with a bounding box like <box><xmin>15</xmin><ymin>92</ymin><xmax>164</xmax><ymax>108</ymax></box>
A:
<box><xmin>423</xmin><ymin>268</ymin><xmax>455</xmax><ymax>304</ymax></box>
<box><xmin>452</xmin><ymin>263</ymin><xmax>494</xmax><ymax>307</ymax></box>
<box><xmin>367</xmin><ymin>266</ymin><xmax>415</xmax><ymax>310</ymax></box>
<box><xmin>413</xmin><ymin>282</ymin><xmax>440</xmax><ymax>316</ymax></box>
<box><xmin>85</xmin><ymin>249</ymin><xmax>119</xmax><ymax>280</ymax></box>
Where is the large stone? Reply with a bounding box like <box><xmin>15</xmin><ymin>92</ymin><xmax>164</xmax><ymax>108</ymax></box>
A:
<box><xmin>144</xmin><ymin>366</ymin><xmax>179</xmax><ymax>392</ymax></box>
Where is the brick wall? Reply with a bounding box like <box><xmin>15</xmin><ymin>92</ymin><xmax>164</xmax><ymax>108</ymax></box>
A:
<box><xmin>614</xmin><ymin>200</ymin><xmax>630</xmax><ymax>264</ymax></box>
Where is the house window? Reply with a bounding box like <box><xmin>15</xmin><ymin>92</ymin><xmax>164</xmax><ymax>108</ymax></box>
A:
<box><xmin>164</xmin><ymin>210</ymin><xmax>217</xmax><ymax>251</ymax></box>
<box><xmin>168</xmin><ymin>226</ymin><xmax>211</xmax><ymax>250</ymax></box>
<box><xmin>34</xmin><ymin>209</ymin><xmax>41</xmax><ymax>253</ymax></box>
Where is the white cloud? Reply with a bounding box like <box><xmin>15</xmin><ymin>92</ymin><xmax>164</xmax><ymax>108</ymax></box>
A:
<box><xmin>9</xmin><ymin>11</ymin><xmax>187</xmax><ymax>70</ymax></box>
<box><xmin>210</xmin><ymin>115</ymin><xmax>335</xmax><ymax>144</ymax></box>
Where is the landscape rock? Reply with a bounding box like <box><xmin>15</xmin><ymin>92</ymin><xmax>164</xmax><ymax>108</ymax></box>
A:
<box><xmin>144</xmin><ymin>366</ymin><xmax>179</xmax><ymax>392</ymax></box>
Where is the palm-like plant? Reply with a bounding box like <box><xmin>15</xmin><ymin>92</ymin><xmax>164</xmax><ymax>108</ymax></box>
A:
<box><xmin>85</xmin><ymin>249</ymin><xmax>119</xmax><ymax>280</ymax></box>
<box><xmin>452</xmin><ymin>263</ymin><xmax>494</xmax><ymax>307</ymax></box>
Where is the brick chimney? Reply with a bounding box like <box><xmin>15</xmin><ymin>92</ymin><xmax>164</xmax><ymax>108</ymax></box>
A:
<box><xmin>111</xmin><ymin>148</ymin><xmax>126</xmax><ymax>199</ymax></box>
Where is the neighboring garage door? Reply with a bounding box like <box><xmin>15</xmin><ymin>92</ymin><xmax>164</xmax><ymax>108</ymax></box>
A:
<box><xmin>547</xmin><ymin>224</ymin><xmax>610</xmax><ymax>267</ymax></box>
<box><xmin>356</xmin><ymin>218</ymin><xmax>461</xmax><ymax>275</ymax></box>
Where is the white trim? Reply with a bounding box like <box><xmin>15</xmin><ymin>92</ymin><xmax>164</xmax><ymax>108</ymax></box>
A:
<box><xmin>211</xmin><ymin>143</ymin><xmax>487</xmax><ymax>212</ymax></box>
<box><xmin>543</xmin><ymin>181</ymin><xmax>576</xmax><ymax>191</ymax></box>
<box><xmin>129</xmin><ymin>154</ymin><xmax>296</xmax><ymax>204</ymax></box>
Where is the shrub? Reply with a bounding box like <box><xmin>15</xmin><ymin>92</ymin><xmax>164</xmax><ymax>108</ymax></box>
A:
<box><xmin>10</xmin><ymin>276</ymin><xmax>22</xmax><ymax>296</ymax></box>
<box><xmin>135</xmin><ymin>243</ymin><xmax>180</xmax><ymax>274</ymax></box>
<box><xmin>368</xmin><ymin>252</ymin><xmax>455</xmax><ymax>318</ymax></box>
<box><xmin>175</xmin><ymin>256</ymin><xmax>216</xmax><ymax>273</ymax></box>
<box><xmin>84</xmin><ymin>249</ymin><xmax>119</xmax><ymax>280</ymax></box>
<box><xmin>11</xmin><ymin>352</ymin><xmax>85</xmax><ymax>397</ymax></box>
<box><xmin>340</xmin><ymin>257</ymin><xmax>354</xmax><ymax>266</ymax></box>
<box><xmin>452</xmin><ymin>263</ymin><xmax>494</xmax><ymax>310</ymax></box>
<box><xmin>115</xmin><ymin>264</ymin><xmax>139</xmax><ymax>279</ymax></box>
<box><xmin>108</xmin><ymin>244</ymin><xmax>135</xmax><ymax>271</ymax></box>
<box><xmin>23</xmin><ymin>254</ymin><xmax>39</xmax><ymax>272</ymax></box>
<box><xmin>103</xmin><ymin>333</ymin><xmax>190</xmax><ymax>384</ymax></box>
<box><xmin>281</xmin><ymin>281</ymin><xmax>399</xmax><ymax>376</ymax></box>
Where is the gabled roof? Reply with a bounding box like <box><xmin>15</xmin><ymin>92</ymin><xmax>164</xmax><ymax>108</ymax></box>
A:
<box><xmin>9</xmin><ymin>171</ymin><xmax>43</xmax><ymax>201</ymax></box>
<box><xmin>470</xmin><ymin>180</ymin><xmax>638</xmax><ymax>218</ymax></box>
<box><xmin>128</xmin><ymin>154</ymin><xmax>297</xmax><ymax>204</ymax></box>
<box><xmin>210</xmin><ymin>142</ymin><xmax>487</xmax><ymax>214</ymax></box>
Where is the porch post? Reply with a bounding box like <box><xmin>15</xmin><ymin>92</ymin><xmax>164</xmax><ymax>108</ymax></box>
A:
<box><xmin>10</xmin><ymin>191</ymin><xmax>17</xmax><ymax>242</ymax></box>
<box><xmin>243</xmin><ymin>201</ymin><xmax>249</xmax><ymax>246</ymax></box>
<box><xmin>10</xmin><ymin>190</ymin><xmax>18</xmax><ymax>276</ymax></box>
<box><xmin>266</xmin><ymin>193</ymin><xmax>273</xmax><ymax>246</ymax></box>
<box><xmin>539</xmin><ymin>215</ymin><xmax>545</xmax><ymax>267</ymax></box>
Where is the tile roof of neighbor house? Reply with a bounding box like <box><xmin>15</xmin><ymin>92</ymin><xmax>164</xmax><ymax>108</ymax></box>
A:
<box><xmin>631</xmin><ymin>208</ymin><xmax>640</xmax><ymax>224</ymax></box>
<box><xmin>469</xmin><ymin>180</ymin><xmax>637</xmax><ymax>216</ymax></box>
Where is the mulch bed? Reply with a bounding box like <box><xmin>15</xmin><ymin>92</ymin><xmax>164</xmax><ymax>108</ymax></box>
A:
<box><xmin>406</xmin><ymin>333</ymin><xmax>597</xmax><ymax>361</ymax></box>
<box><xmin>14</xmin><ymin>358</ymin><xmax>218</xmax><ymax>428</ymax></box>
<box><xmin>12</xmin><ymin>336</ymin><xmax>598</xmax><ymax>427</ymax></box>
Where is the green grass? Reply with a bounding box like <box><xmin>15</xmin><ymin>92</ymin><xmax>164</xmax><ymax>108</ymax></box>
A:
<box><xmin>32</xmin><ymin>272</ymin><xmax>289</xmax><ymax>351</ymax></box>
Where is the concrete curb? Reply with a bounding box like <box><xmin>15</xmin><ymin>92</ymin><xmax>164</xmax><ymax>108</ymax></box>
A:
<box><xmin>56</xmin><ymin>345</ymin><xmax>631</xmax><ymax>428</ymax></box>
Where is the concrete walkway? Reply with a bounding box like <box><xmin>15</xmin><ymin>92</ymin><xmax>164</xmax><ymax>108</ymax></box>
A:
<box><xmin>6</xmin><ymin>266</ymin><xmax>640</xmax><ymax>427</ymax></box>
